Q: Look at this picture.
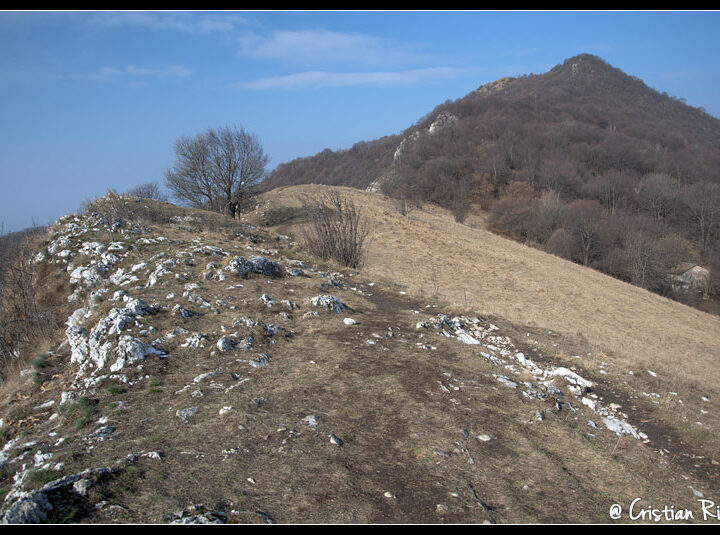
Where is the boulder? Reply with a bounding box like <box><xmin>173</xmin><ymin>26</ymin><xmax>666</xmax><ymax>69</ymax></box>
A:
<box><xmin>225</xmin><ymin>255</ymin><xmax>281</xmax><ymax>278</ymax></box>
<box><xmin>310</xmin><ymin>295</ymin><xmax>345</xmax><ymax>314</ymax></box>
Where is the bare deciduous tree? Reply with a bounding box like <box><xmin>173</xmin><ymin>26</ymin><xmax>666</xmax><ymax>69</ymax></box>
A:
<box><xmin>164</xmin><ymin>133</ymin><xmax>216</xmax><ymax>210</ymax></box>
<box><xmin>585</xmin><ymin>171</ymin><xmax>630</xmax><ymax>215</ymax></box>
<box><xmin>638</xmin><ymin>173</ymin><xmax>680</xmax><ymax>220</ymax></box>
<box><xmin>565</xmin><ymin>199</ymin><xmax>605</xmax><ymax>265</ymax></box>
<box><xmin>681</xmin><ymin>181</ymin><xmax>720</xmax><ymax>259</ymax></box>
<box><xmin>207</xmin><ymin>125</ymin><xmax>269</xmax><ymax>218</ymax></box>
<box><xmin>381</xmin><ymin>170</ymin><xmax>421</xmax><ymax>218</ymax></box>
<box><xmin>0</xmin><ymin>238</ymin><xmax>56</xmax><ymax>370</ymax></box>
<box><xmin>165</xmin><ymin>125</ymin><xmax>269</xmax><ymax>218</ymax></box>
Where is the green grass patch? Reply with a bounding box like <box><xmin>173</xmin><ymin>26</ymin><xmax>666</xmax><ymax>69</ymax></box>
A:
<box><xmin>58</xmin><ymin>396</ymin><xmax>96</xmax><ymax>430</ymax></box>
<box><xmin>28</xmin><ymin>468</ymin><xmax>62</xmax><ymax>486</ymax></box>
<box><xmin>106</xmin><ymin>385</ymin><xmax>127</xmax><ymax>395</ymax></box>
<box><xmin>30</xmin><ymin>353</ymin><xmax>49</xmax><ymax>369</ymax></box>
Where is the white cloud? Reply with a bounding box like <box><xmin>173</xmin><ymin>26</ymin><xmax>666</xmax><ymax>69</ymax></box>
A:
<box><xmin>76</xmin><ymin>64</ymin><xmax>192</xmax><ymax>81</ymax></box>
<box><xmin>123</xmin><ymin>64</ymin><xmax>192</xmax><ymax>77</ymax></box>
<box><xmin>237</xmin><ymin>29</ymin><xmax>426</xmax><ymax>67</ymax></box>
<box><xmin>236</xmin><ymin>67</ymin><xmax>476</xmax><ymax>90</ymax></box>
<box><xmin>84</xmin><ymin>11</ymin><xmax>246</xmax><ymax>34</ymax></box>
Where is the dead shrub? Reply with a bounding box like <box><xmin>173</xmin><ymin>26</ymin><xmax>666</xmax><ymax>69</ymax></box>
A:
<box><xmin>0</xmin><ymin>237</ymin><xmax>60</xmax><ymax>375</ymax></box>
<box><xmin>299</xmin><ymin>190</ymin><xmax>371</xmax><ymax>269</ymax></box>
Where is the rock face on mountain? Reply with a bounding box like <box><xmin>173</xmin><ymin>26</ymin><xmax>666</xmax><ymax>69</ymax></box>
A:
<box><xmin>365</xmin><ymin>111</ymin><xmax>459</xmax><ymax>193</ymax></box>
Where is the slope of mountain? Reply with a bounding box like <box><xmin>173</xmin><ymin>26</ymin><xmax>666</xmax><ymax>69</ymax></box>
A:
<box><xmin>263</xmin><ymin>54</ymin><xmax>720</xmax><ymax>193</ymax></box>
<box><xmin>262</xmin><ymin>54</ymin><xmax>720</xmax><ymax>311</ymax></box>
<box><xmin>1</xmin><ymin>192</ymin><xmax>718</xmax><ymax>523</ymax></box>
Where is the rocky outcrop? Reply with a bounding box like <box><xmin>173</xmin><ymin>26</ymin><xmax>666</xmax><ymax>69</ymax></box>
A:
<box><xmin>671</xmin><ymin>263</ymin><xmax>710</xmax><ymax>294</ymax></box>
<box><xmin>366</xmin><ymin>111</ymin><xmax>458</xmax><ymax>193</ymax></box>
<box><xmin>225</xmin><ymin>255</ymin><xmax>282</xmax><ymax>278</ymax></box>
<box><xmin>0</xmin><ymin>467</ymin><xmax>119</xmax><ymax>524</ymax></box>
<box><xmin>415</xmin><ymin>313</ymin><xmax>645</xmax><ymax>440</ymax></box>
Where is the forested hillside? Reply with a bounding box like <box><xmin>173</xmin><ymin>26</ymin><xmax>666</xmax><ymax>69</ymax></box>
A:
<box><xmin>262</xmin><ymin>54</ymin><xmax>720</xmax><ymax>308</ymax></box>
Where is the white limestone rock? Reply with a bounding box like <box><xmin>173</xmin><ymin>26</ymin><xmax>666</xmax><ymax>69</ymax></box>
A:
<box><xmin>110</xmin><ymin>336</ymin><xmax>167</xmax><ymax>372</ymax></box>
<box><xmin>310</xmin><ymin>295</ymin><xmax>345</xmax><ymax>314</ymax></box>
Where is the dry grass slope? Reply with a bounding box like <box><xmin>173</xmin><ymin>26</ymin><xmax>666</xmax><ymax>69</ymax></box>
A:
<box><xmin>255</xmin><ymin>184</ymin><xmax>720</xmax><ymax>390</ymax></box>
<box><xmin>254</xmin><ymin>185</ymin><xmax>720</xmax><ymax>487</ymax></box>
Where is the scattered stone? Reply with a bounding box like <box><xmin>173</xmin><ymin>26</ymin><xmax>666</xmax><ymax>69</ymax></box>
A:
<box><xmin>495</xmin><ymin>376</ymin><xmax>518</xmax><ymax>389</ymax></box>
<box><xmin>549</xmin><ymin>367</ymin><xmax>593</xmax><ymax>392</ymax></box>
<box><xmin>602</xmin><ymin>416</ymin><xmax>639</xmax><ymax>438</ymax></box>
<box><xmin>181</xmin><ymin>332</ymin><xmax>209</xmax><ymax>349</ymax></box>
<box><xmin>249</xmin><ymin>354</ymin><xmax>270</xmax><ymax>368</ymax></box>
<box><xmin>251</xmin><ymin>397</ymin><xmax>268</xmax><ymax>407</ymax></box>
<box><xmin>166</xmin><ymin>507</ymin><xmax>226</xmax><ymax>525</ymax></box>
<box><xmin>176</xmin><ymin>407</ymin><xmax>199</xmax><ymax>422</ymax></box>
<box><xmin>225</xmin><ymin>255</ymin><xmax>281</xmax><ymax>278</ymax></box>
<box><xmin>88</xmin><ymin>426</ymin><xmax>116</xmax><ymax>440</ymax></box>
<box><xmin>193</xmin><ymin>371</ymin><xmax>221</xmax><ymax>384</ymax></box>
<box><xmin>285</xmin><ymin>267</ymin><xmax>304</xmax><ymax>277</ymax></box>
<box><xmin>216</xmin><ymin>336</ymin><xmax>237</xmax><ymax>352</ymax></box>
<box><xmin>302</xmin><ymin>415</ymin><xmax>318</xmax><ymax>428</ymax></box>
<box><xmin>111</xmin><ymin>336</ymin><xmax>167</xmax><ymax>372</ymax></box>
<box><xmin>72</xmin><ymin>479</ymin><xmax>93</xmax><ymax>496</ymax></box>
<box><xmin>311</xmin><ymin>295</ymin><xmax>345</xmax><ymax>314</ymax></box>
<box><xmin>172</xmin><ymin>304</ymin><xmax>195</xmax><ymax>318</ymax></box>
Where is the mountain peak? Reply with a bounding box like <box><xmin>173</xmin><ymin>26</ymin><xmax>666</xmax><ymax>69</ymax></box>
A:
<box><xmin>551</xmin><ymin>53</ymin><xmax>625</xmax><ymax>80</ymax></box>
<box><xmin>563</xmin><ymin>52</ymin><xmax>609</xmax><ymax>65</ymax></box>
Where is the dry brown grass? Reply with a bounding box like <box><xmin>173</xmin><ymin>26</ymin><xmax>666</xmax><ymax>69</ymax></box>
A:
<box><xmin>254</xmin><ymin>185</ymin><xmax>720</xmax><ymax>392</ymax></box>
<box><xmin>2</xmin><ymin>194</ymin><xmax>719</xmax><ymax>523</ymax></box>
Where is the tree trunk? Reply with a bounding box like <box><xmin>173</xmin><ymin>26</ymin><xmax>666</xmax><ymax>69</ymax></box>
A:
<box><xmin>227</xmin><ymin>200</ymin><xmax>237</xmax><ymax>219</ymax></box>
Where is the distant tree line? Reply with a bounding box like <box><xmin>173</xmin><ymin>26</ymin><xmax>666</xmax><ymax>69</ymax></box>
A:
<box><xmin>261</xmin><ymin>135</ymin><xmax>401</xmax><ymax>192</ymax></box>
<box><xmin>124</xmin><ymin>182</ymin><xmax>168</xmax><ymax>202</ymax></box>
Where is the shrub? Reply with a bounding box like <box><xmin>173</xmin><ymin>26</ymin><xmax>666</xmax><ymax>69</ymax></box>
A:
<box><xmin>0</xmin><ymin>238</ymin><xmax>57</xmax><ymax>373</ymax></box>
<box><xmin>30</xmin><ymin>353</ymin><xmax>49</xmax><ymax>369</ymax></box>
<box><xmin>299</xmin><ymin>190</ymin><xmax>371</xmax><ymax>269</ymax></box>
<box><xmin>124</xmin><ymin>181</ymin><xmax>168</xmax><ymax>202</ymax></box>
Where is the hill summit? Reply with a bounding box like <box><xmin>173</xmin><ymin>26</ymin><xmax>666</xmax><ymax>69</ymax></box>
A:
<box><xmin>264</xmin><ymin>53</ymin><xmax>720</xmax><ymax>193</ymax></box>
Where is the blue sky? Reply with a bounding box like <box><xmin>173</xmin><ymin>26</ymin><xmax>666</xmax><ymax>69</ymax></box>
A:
<box><xmin>1</xmin><ymin>10</ymin><xmax>720</xmax><ymax>232</ymax></box>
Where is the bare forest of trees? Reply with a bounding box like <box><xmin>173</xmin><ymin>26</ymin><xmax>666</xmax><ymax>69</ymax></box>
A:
<box><xmin>263</xmin><ymin>55</ymin><xmax>720</xmax><ymax>307</ymax></box>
